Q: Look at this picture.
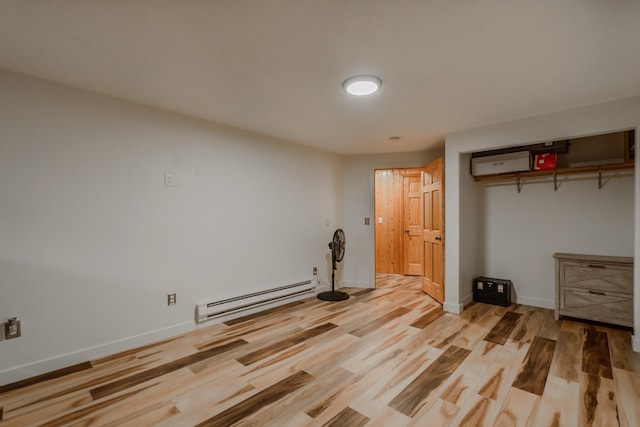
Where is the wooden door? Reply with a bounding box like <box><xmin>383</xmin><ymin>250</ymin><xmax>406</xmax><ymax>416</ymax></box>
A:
<box><xmin>403</xmin><ymin>175</ymin><xmax>423</xmax><ymax>275</ymax></box>
<box><xmin>374</xmin><ymin>169</ymin><xmax>403</xmax><ymax>274</ymax></box>
<box><xmin>422</xmin><ymin>157</ymin><xmax>444</xmax><ymax>303</ymax></box>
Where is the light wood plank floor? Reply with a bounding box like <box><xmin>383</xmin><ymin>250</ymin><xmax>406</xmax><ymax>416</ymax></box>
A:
<box><xmin>1</xmin><ymin>274</ymin><xmax>639</xmax><ymax>426</ymax></box>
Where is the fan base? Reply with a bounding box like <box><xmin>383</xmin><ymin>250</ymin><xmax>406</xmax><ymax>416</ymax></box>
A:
<box><xmin>317</xmin><ymin>291</ymin><xmax>350</xmax><ymax>301</ymax></box>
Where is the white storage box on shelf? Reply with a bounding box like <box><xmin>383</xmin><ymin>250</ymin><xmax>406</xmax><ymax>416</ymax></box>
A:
<box><xmin>471</xmin><ymin>151</ymin><xmax>531</xmax><ymax>176</ymax></box>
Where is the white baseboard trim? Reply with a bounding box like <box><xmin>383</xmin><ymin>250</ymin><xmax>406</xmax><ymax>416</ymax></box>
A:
<box><xmin>0</xmin><ymin>321</ymin><xmax>195</xmax><ymax>387</ymax></box>
<box><xmin>515</xmin><ymin>296</ymin><xmax>554</xmax><ymax>310</ymax></box>
<box><xmin>341</xmin><ymin>280</ymin><xmax>373</xmax><ymax>288</ymax></box>
<box><xmin>456</xmin><ymin>293</ymin><xmax>553</xmax><ymax>312</ymax></box>
<box><xmin>461</xmin><ymin>292</ymin><xmax>474</xmax><ymax>307</ymax></box>
<box><xmin>443</xmin><ymin>301</ymin><xmax>464</xmax><ymax>314</ymax></box>
<box><xmin>633</xmin><ymin>334</ymin><xmax>640</xmax><ymax>353</ymax></box>
<box><xmin>315</xmin><ymin>284</ymin><xmax>330</xmax><ymax>293</ymax></box>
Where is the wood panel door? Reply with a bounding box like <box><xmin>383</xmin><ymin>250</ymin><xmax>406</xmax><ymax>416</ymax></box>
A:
<box><xmin>422</xmin><ymin>157</ymin><xmax>444</xmax><ymax>303</ymax></box>
<box><xmin>374</xmin><ymin>168</ymin><xmax>422</xmax><ymax>276</ymax></box>
<box><xmin>403</xmin><ymin>175</ymin><xmax>423</xmax><ymax>275</ymax></box>
<box><xmin>374</xmin><ymin>169</ymin><xmax>403</xmax><ymax>274</ymax></box>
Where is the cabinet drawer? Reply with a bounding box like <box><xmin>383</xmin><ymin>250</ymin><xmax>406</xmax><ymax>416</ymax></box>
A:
<box><xmin>559</xmin><ymin>286</ymin><xmax>633</xmax><ymax>327</ymax></box>
<box><xmin>560</xmin><ymin>262</ymin><xmax>633</xmax><ymax>293</ymax></box>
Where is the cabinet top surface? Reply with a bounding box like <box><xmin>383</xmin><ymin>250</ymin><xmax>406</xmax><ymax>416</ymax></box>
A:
<box><xmin>553</xmin><ymin>252</ymin><xmax>633</xmax><ymax>265</ymax></box>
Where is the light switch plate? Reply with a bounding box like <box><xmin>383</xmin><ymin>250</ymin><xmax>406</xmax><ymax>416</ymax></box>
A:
<box><xmin>167</xmin><ymin>293</ymin><xmax>177</xmax><ymax>305</ymax></box>
<box><xmin>164</xmin><ymin>173</ymin><xmax>175</xmax><ymax>187</ymax></box>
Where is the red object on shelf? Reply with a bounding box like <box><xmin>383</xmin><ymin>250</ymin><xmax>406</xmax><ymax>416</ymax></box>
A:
<box><xmin>534</xmin><ymin>153</ymin><xmax>557</xmax><ymax>170</ymax></box>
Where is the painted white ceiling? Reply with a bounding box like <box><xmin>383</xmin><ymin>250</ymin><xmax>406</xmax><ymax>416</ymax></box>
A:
<box><xmin>1</xmin><ymin>1</ymin><xmax>640</xmax><ymax>155</ymax></box>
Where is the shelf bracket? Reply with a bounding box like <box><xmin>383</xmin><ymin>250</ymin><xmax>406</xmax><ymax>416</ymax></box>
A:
<box><xmin>553</xmin><ymin>171</ymin><xmax>558</xmax><ymax>191</ymax></box>
<box><xmin>598</xmin><ymin>167</ymin><xmax>603</xmax><ymax>190</ymax></box>
<box><xmin>515</xmin><ymin>174</ymin><xmax>523</xmax><ymax>193</ymax></box>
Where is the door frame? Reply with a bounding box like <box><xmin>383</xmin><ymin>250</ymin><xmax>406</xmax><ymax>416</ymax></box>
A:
<box><xmin>373</xmin><ymin>168</ymin><xmax>422</xmax><ymax>277</ymax></box>
<box><xmin>370</xmin><ymin>158</ymin><xmax>443</xmax><ymax>289</ymax></box>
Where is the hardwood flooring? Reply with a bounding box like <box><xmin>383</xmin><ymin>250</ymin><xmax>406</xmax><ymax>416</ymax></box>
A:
<box><xmin>1</xmin><ymin>274</ymin><xmax>639</xmax><ymax>426</ymax></box>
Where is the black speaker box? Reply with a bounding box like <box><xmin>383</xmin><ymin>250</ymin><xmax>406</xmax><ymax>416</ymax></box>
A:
<box><xmin>473</xmin><ymin>277</ymin><xmax>512</xmax><ymax>306</ymax></box>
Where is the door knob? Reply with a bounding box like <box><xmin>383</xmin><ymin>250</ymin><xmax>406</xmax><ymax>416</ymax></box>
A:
<box><xmin>404</xmin><ymin>229</ymin><xmax>409</xmax><ymax>233</ymax></box>
<box><xmin>435</xmin><ymin>236</ymin><xmax>442</xmax><ymax>241</ymax></box>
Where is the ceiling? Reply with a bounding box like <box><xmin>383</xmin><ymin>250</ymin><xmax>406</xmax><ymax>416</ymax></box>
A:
<box><xmin>1</xmin><ymin>1</ymin><xmax>640</xmax><ymax>155</ymax></box>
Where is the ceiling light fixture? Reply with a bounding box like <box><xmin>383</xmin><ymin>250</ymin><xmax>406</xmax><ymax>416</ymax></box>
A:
<box><xmin>342</xmin><ymin>75</ymin><xmax>382</xmax><ymax>96</ymax></box>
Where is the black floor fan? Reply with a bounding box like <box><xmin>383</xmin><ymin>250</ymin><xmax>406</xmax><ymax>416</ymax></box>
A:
<box><xmin>317</xmin><ymin>228</ymin><xmax>350</xmax><ymax>301</ymax></box>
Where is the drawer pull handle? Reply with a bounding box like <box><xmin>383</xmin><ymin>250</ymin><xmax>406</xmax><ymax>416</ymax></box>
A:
<box><xmin>588</xmin><ymin>264</ymin><xmax>606</xmax><ymax>269</ymax></box>
<box><xmin>588</xmin><ymin>290</ymin><xmax>606</xmax><ymax>296</ymax></box>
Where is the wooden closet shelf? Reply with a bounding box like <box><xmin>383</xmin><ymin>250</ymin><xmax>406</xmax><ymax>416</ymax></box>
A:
<box><xmin>473</xmin><ymin>161</ymin><xmax>635</xmax><ymax>182</ymax></box>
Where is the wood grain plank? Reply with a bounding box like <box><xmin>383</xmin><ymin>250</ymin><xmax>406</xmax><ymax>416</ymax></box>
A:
<box><xmin>101</xmin><ymin>402</ymin><xmax>180</xmax><ymax>427</ymax></box>
<box><xmin>90</xmin><ymin>339</ymin><xmax>247</xmax><ymax>400</ymax></box>
<box><xmin>236</xmin><ymin>323</ymin><xmax>337</xmax><ymax>366</ymax></box>
<box><xmin>194</xmin><ymin>370</ymin><xmax>314</xmax><ymax>427</ymax></box>
<box><xmin>494</xmin><ymin>387</ymin><xmax>540</xmax><ymax>426</ymax></box>
<box><xmin>411</xmin><ymin>313</ymin><xmax>468</xmax><ymax>350</ymax></box>
<box><xmin>389</xmin><ymin>345</ymin><xmax>471</xmax><ymax>417</ymax></box>
<box><xmin>339</xmin><ymin>329</ymin><xmax>408</xmax><ymax>375</ymax></box>
<box><xmin>38</xmin><ymin>384</ymin><xmax>157</xmax><ymax>427</ymax></box>
<box><xmin>278</xmin><ymin>412</ymin><xmax>315</xmax><ymax>426</ymax></box>
<box><xmin>506</xmin><ymin>308</ymin><xmax>545</xmax><ymax>350</ymax></box>
<box><xmin>157</xmin><ymin>368</ymin><xmax>255</xmax><ymax>426</ymax></box>
<box><xmin>364</xmin><ymin>406</ymin><xmax>413</xmax><ymax>427</ymax></box>
<box><xmin>309</xmin><ymin>344</ymin><xmax>414</xmax><ymax>424</ymax></box>
<box><xmin>449</xmin><ymin>321</ymin><xmax>490</xmax><ymax>350</ymax></box>
<box><xmin>0</xmin><ymin>361</ymin><xmax>93</xmax><ymax>395</ymax></box>
<box><xmin>580</xmin><ymin>373</ymin><xmax>619</xmax><ymax>427</ymax></box>
<box><xmin>91</xmin><ymin>337</ymin><xmax>182</xmax><ymax>365</ymax></box>
<box><xmin>536</xmin><ymin>309</ymin><xmax>562</xmax><ymax>341</ymax></box>
<box><xmin>351</xmin><ymin>288</ymin><xmax>376</xmax><ymax>297</ymax></box>
<box><xmin>305</xmin><ymin>374</ymin><xmax>362</xmax><ymax>419</ymax></box>
<box><xmin>222</xmin><ymin>300</ymin><xmax>306</xmax><ymax>326</ymax></box>
<box><xmin>409</xmin><ymin>305</ymin><xmax>444</xmax><ymax>329</ymax></box>
<box><xmin>1</xmin><ymin>390</ymin><xmax>94</xmax><ymax>425</ymax></box>
<box><xmin>484</xmin><ymin>311</ymin><xmax>522</xmax><ymax>345</ymax></box>
<box><xmin>351</xmin><ymin>347</ymin><xmax>440</xmax><ymax>411</ymax></box>
<box><xmin>288</xmin><ymin>332</ymin><xmax>361</xmax><ymax>378</ymax></box>
<box><xmin>349</xmin><ymin>307</ymin><xmax>411</xmax><ymax>337</ymax></box>
<box><xmin>459</xmin><ymin>302</ymin><xmax>503</xmax><ymax>331</ymax></box>
<box><xmin>240</xmin><ymin>366</ymin><xmax>353</xmax><ymax>427</ymax></box>
<box><xmin>550</xmin><ymin>321</ymin><xmax>583</xmax><ymax>382</ymax></box>
<box><xmin>434</xmin><ymin>340</ymin><xmax>507</xmax><ymax>409</ymax></box>
<box><xmin>451</xmin><ymin>395</ymin><xmax>495</xmax><ymax>427</ymax></box>
<box><xmin>410</xmin><ymin>398</ymin><xmax>458</xmax><ymax>426</ymax></box>
<box><xmin>606</xmin><ymin>327</ymin><xmax>640</xmax><ymax>373</ymax></box>
<box><xmin>59</xmin><ymin>368</ymin><xmax>197</xmax><ymax>427</ymax></box>
<box><xmin>582</xmin><ymin>325</ymin><xmax>613</xmax><ymax>379</ymax></box>
<box><xmin>529</xmin><ymin>375</ymin><xmax>580</xmax><ymax>427</ymax></box>
<box><xmin>614</xmin><ymin>367</ymin><xmax>640</xmax><ymax>427</ymax></box>
<box><xmin>323</xmin><ymin>406</ymin><xmax>369</xmax><ymax>427</ymax></box>
<box><xmin>6</xmin><ymin>359</ymin><xmax>158</xmax><ymax>414</ymax></box>
<box><xmin>512</xmin><ymin>336</ymin><xmax>557</xmax><ymax>396</ymax></box>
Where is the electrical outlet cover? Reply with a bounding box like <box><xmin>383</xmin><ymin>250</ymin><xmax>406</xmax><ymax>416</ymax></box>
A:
<box><xmin>5</xmin><ymin>319</ymin><xmax>21</xmax><ymax>339</ymax></box>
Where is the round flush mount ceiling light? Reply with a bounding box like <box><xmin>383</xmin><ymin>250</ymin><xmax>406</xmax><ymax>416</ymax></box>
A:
<box><xmin>342</xmin><ymin>75</ymin><xmax>382</xmax><ymax>96</ymax></box>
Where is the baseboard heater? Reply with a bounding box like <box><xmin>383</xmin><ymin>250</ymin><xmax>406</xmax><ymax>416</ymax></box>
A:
<box><xmin>196</xmin><ymin>280</ymin><xmax>315</xmax><ymax>323</ymax></box>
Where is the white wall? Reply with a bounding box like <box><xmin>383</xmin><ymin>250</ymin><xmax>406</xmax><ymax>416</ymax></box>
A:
<box><xmin>477</xmin><ymin>174</ymin><xmax>634</xmax><ymax>308</ymax></box>
<box><xmin>342</xmin><ymin>151</ymin><xmax>443</xmax><ymax>288</ymax></box>
<box><xmin>445</xmin><ymin>96</ymin><xmax>640</xmax><ymax>350</ymax></box>
<box><xmin>0</xmin><ymin>70</ymin><xmax>344</xmax><ymax>384</ymax></box>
